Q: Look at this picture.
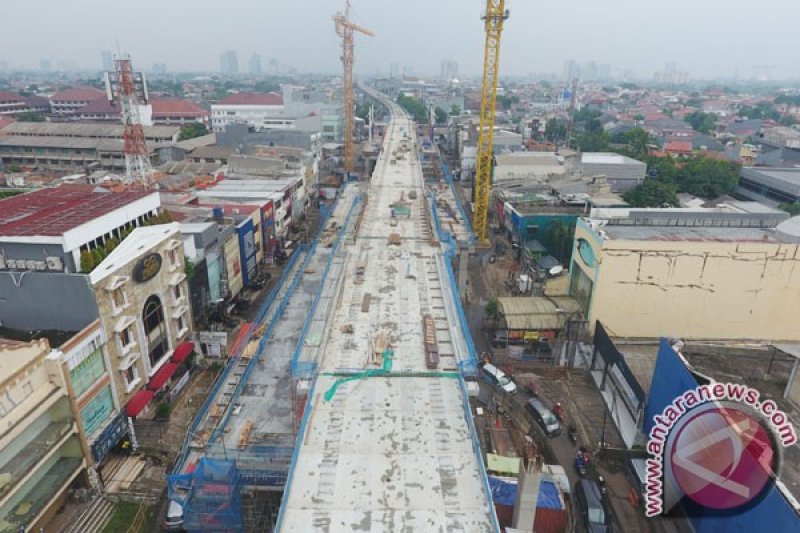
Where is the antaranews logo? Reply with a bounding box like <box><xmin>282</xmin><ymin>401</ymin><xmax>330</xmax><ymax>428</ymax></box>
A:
<box><xmin>645</xmin><ymin>382</ymin><xmax>797</xmax><ymax>517</ymax></box>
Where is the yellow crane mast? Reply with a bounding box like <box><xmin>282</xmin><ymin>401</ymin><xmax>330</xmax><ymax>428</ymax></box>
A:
<box><xmin>472</xmin><ymin>0</ymin><xmax>509</xmax><ymax>241</ymax></box>
<box><xmin>333</xmin><ymin>0</ymin><xmax>373</xmax><ymax>176</ymax></box>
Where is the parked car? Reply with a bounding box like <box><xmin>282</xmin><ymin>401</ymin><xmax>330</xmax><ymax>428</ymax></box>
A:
<box><xmin>525</xmin><ymin>397</ymin><xmax>562</xmax><ymax>437</ymax></box>
<box><xmin>574</xmin><ymin>479</ymin><xmax>611</xmax><ymax>533</ymax></box>
<box><xmin>480</xmin><ymin>363</ymin><xmax>517</xmax><ymax>394</ymax></box>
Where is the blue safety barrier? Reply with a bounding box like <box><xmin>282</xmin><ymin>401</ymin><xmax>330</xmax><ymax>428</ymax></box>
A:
<box><xmin>290</xmin><ymin>194</ymin><xmax>362</xmax><ymax>378</ymax></box>
<box><xmin>273</xmin><ymin>373</ymin><xmax>321</xmax><ymax>531</ymax></box>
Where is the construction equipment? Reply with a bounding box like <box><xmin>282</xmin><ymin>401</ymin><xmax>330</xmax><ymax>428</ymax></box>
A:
<box><xmin>472</xmin><ymin>1</ymin><xmax>509</xmax><ymax>242</ymax></box>
<box><xmin>333</xmin><ymin>1</ymin><xmax>373</xmax><ymax>176</ymax></box>
<box><xmin>113</xmin><ymin>55</ymin><xmax>154</xmax><ymax>189</ymax></box>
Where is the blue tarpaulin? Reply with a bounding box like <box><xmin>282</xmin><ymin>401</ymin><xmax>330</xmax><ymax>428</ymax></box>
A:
<box><xmin>488</xmin><ymin>477</ymin><xmax>516</xmax><ymax>506</ymax></box>
<box><xmin>537</xmin><ymin>480</ymin><xmax>563</xmax><ymax>510</ymax></box>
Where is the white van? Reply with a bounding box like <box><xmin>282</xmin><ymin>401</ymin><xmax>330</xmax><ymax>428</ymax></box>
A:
<box><xmin>164</xmin><ymin>501</ymin><xmax>184</xmax><ymax>531</ymax></box>
<box><xmin>480</xmin><ymin>363</ymin><xmax>517</xmax><ymax>394</ymax></box>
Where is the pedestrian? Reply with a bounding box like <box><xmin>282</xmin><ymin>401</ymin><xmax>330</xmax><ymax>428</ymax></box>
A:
<box><xmin>121</xmin><ymin>438</ymin><xmax>131</xmax><ymax>456</ymax></box>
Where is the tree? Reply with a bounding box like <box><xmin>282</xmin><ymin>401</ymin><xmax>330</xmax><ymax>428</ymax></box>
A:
<box><xmin>485</xmin><ymin>298</ymin><xmax>501</xmax><ymax>327</ymax></box>
<box><xmin>545</xmin><ymin>118</ymin><xmax>567</xmax><ymax>143</ymax></box>
<box><xmin>80</xmin><ymin>250</ymin><xmax>96</xmax><ymax>273</ymax></box>
<box><xmin>434</xmin><ymin>107</ymin><xmax>448</xmax><ymax>125</ymax></box>
<box><xmin>633</xmin><ymin>113</ymin><xmax>645</xmax><ymax>122</ymax></box>
<box><xmin>623</xmin><ymin>180</ymin><xmax>679</xmax><ymax>207</ymax></box>
<box><xmin>575</xmin><ymin>131</ymin><xmax>609</xmax><ymax>152</ymax></box>
<box><xmin>623</xmin><ymin>128</ymin><xmax>652</xmax><ymax>160</ymax></box>
<box><xmin>178</xmin><ymin>123</ymin><xmax>209</xmax><ymax>141</ymax></box>
<box><xmin>779</xmin><ymin>201</ymin><xmax>800</xmax><ymax>216</ymax></box>
<box><xmin>15</xmin><ymin>112</ymin><xmax>45</xmax><ymax>122</ymax></box>
<box><xmin>396</xmin><ymin>94</ymin><xmax>428</xmax><ymax>122</ymax></box>
<box><xmin>450</xmin><ymin>104</ymin><xmax>461</xmax><ymax>116</ymax></box>
<box><xmin>679</xmin><ymin>157</ymin><xmax>740</xmax><ymax>198</ymax></box>
<box><xmin>684</xmin><ymin>111</ymin><xmax>718</xmax><ymax>134</ymax></box>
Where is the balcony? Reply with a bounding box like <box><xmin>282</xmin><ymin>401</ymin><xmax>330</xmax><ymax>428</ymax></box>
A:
<box><xmin>0</xmin><ymin>436</ymin><xmax>84</xmax><ymax>533</ymax></box>
<box><xmin>0</xmin><ymin>418</ymin><xmax>75</xmax><ymax>502</ymax></box>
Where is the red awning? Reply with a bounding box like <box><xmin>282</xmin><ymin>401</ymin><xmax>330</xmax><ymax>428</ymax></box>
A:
<box><xmin>148</xmin><ymin>362</ymin><xmax>179</xmax><ymax>391</ymax></box>
<box><xmin>171</xmin><ymin>341</ymin><xmax>194</xmax><ymax>364</ymax></box>
<box><xmin>125</xmin><ymin>389</ymin><xmax>155</xmax><ymax>417</ymax></box>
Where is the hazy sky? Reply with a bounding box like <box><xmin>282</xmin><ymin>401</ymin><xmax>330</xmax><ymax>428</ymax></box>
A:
<box><xmin>2</xmin><ymin>0</ymin><xmax>799</xmax><ymax>79</ymax></box>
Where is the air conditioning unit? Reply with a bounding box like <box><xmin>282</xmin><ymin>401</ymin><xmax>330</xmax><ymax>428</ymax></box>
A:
<box><xmin>0</xmin><ymin>255</ymin><xmax>5</xmax><ymax>269</ymax></box>
<box><xmin>34</xmin><ymin>261</ymin><xmax>46</xmax><ymax>271</ymax></box>
<box><xmin>46</xmin><ymin>256</ymin><xmax>64</xmax><ymax>271</ymax></box>
<box><xmin>5</xmin><ymin>259</ymin><xmax>18</xmax><ymax>269</ymax></box>
<box><xmin>25</xmin><ymin>260</ymin><xmax>37</xmax><ymax>270</ymax></box>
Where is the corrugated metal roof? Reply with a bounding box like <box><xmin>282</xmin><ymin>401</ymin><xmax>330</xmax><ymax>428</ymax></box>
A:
<box><xmin>498</xmin><ymin>296</ymin><xmax>581</xmax><ymax>330</ymax></box>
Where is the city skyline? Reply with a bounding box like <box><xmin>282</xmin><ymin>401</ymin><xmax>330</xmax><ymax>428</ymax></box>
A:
<box><xmin>1</xmin><ymin>0</ymin><xmax>800</xmax><ymax>80</ymax></box>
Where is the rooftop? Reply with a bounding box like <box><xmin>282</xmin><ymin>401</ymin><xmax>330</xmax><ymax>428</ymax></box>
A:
<box><xmin>0</xmin><ymin>185</ymin><xmax>151</xmax><ymax>237</ymax></box>
<box><xmin>217</xmin><ymin>92</ymin><xmax>283</xmax><ymax>106</ymax></box>
<box><xmin>89</xmin><ymin>223</ymin><xmax>180</xmax><ymax>285</ymax></box>
<box><xmin>0</xmin><ymin>91</ymin><xmax>24</xmax><ymax>104</ymax></box>
<box><xmin>151</xmin><ymin>98</ymin><xmax>208</xmax><ymax>117</ymax></box>
<box><xmin>3</xmin><ymin>121</ymin><xmax>180</xmax><ymax>140</ymax></box>
<box><xmin>581</xmin><ymin>152</ymin><xmax>646</xmax><ymax>166</ymax></box>
<box><xmin>50</xmin><ymin>86</ymin><xmax>106</xmax><ymax>102</ymax></box>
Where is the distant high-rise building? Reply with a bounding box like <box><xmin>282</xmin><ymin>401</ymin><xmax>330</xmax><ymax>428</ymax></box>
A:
<box><xmin>249</xmin><ymin>53</ymin><xmax>262</xmax><ymax>76</ymax></box>
<box><xmin>268</xmin><ymin>58</ymin><xmax>280</xmax><ymax>76</ymax></box>
<box><xmin>389</xmin><ymin>62</ymin><xmax>400</xmax><ymax>79</ymax></box>
<box><xmin>220</xmin><ymin>50</ymin><xmax>239</xmax><ymax>76</ymax></box>
<box><xmin>101</xmin><ymin>50</ymin><xmax>113</xmax><ymax>71</ymax></box>
<box><xmin>440</xmin><ymin>59</ymin><xmax>458</xmax><ymax>80</ymax></box>
<box><xmin>40</xmin><ymin>59</ymin><xmax>52</xmax><ymax>72</ymax></box>
<box><xmin>563</xmin><ymin>59</ymin><xmax>580</xmax><ymax>82</ymax></box>
<box><xmin>152</xmin><ymin>63</ymin><xmax>167</xmax><ymax>76</ymax></box>
<box><xmin>583</xmin><ymin>61</ymin><xmax>598</xmax><ymax>81</ymax></box>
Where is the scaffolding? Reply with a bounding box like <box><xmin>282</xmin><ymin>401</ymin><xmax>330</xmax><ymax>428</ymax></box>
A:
<box><xmin>168</xmin><ymin>458</ymin><xmax>243</xmax><ymax>533</ymax></box>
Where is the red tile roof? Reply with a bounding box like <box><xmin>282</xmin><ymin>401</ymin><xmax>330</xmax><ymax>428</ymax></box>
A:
<box><xmin>50</xmin><ymin>86</ymin><xmax>106</xmax><ymax>102</ymax></box>
<box><xmin>0</xmin><ymin>185</ymin><xmax>150</xmax><ymax>237</ymax></box>
<box><xmin>151</xmin><ymin>98</ymin><xmax>208</xmax><ymax>117</ymax></box>
<box><xmin>218</xmin><ymin>92</ymin><xmax>283</xmax><ymax>106</ymax></box>
<box><xmin>0</xmin><ymin>91</ymin><xmax>24</xmax><ymax>104</ymax></box>
<box><xmin>665</xmin><ymin>141</ymin><xmax>693</xmax><ymax>153</ymax></box>
<box><xmin>0</xmin><ymin>116</ymin><xmax>16</xmax><ymax>130</ymax></box>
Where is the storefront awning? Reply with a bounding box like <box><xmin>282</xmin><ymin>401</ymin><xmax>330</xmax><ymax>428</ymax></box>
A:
<box><xmin>148</xmin><ymin>362</ymin><xmax>179</xmax><ymax>391</ymax></box>
<box><xmin>171</xmin><ymin>341</ymin><xmax>194</xmax><ymax>364</ymax></box>
<box><xmin>125</xmin><ymin>389</ymin><xmax>154</xmax><ymax>417</ymax></box>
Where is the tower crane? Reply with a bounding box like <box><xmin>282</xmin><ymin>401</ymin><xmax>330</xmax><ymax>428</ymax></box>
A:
<box><xmin>472</xmin><ymin>1</ymin><xmax>509</xmax><ymax>242</ymax></box>
<box><xmin>333</xmin><ymin>1</ymin><xmax>373</xmax><ymax>176</ymax></box>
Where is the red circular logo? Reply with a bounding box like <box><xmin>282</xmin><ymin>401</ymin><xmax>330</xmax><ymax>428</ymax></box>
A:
<box><xmin>669</xmin><ymin>405</ymin><xmax>776</xmax><ymax>510</ymax></box>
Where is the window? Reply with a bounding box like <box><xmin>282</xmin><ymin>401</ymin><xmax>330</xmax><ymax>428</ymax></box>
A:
<box><xmin>112</xmin><ymin>287</ymin><xmax>127</xmax><ymax>310</ymax></box>
<box><xmin>167</xmin><ymin>247</ymin><xmax>179</xmax><ymax>269</ymax></box>
<box><xmin>143</xmin><ymin>295</ymin><xmax>170</xmax><ymax>368</ymax></box>
<box><xmin>119</xmin><ymin>325</ymin><xmax>134</xmax><ymax>349</ymax></box>
<box><xmin>173</xmin><ymin>284</ymin><xmax>182</xmax><ymax>301</ymax></box>
<box><xmin>175</xmin><ymin>314</ymin><xmax>186</xmax><ymax>335</ymax></box>
<box><xmin>122</xmin><ymin>365</ymin><xmax>138</xmax><ymax>387</ymax></box>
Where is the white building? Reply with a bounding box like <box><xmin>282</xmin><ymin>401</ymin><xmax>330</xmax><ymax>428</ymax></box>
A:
<box><xmin>211</xmin><ymin>92</ymin><xmax>287</xmax><ymax>132</ymax></box>
<box><xmin>580</xmin><ymin>152</ymin><xmax>647</xmax><ymax>192</ymax></box>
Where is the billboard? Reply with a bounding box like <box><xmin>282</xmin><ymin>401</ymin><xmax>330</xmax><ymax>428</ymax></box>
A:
<box><xmin>224</xmin><ymin>234</ymin><xmax>243</xmax><ymax>298</ymax></box>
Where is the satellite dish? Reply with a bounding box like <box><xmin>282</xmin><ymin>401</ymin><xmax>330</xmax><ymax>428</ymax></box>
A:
<box><xmin>549</xmin><ymin>265</ymin><xmax>564</xmax><ymax>277</ymax></box>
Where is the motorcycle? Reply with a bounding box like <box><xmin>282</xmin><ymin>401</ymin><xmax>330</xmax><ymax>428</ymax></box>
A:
<box><xmin>575</xmin><ymin>451</ymin><xmax>587</xmax><ymax>476</ymax></box>
<box><xmin>552</xmin><ymin>401</ymin><xmax>566</xmax><ymax>423</ymax></box>
<box><xmin>567</xmin><ymin>424</ymin><xmax>578</xmax><ymax>445</ymax></box>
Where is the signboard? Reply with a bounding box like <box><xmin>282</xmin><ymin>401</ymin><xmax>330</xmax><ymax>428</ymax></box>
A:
<box><xmin>90</xmin><ymin>411</ymin><xmax>128</xmax><ymax>463</ymax></box>
<box><xmin>70</xmin><ymin>349</ymin><xmax>106</xmax><ymax>397</ymax></box>
<box><xmin>524</xmin><ymin>331</ymin><xmax>540</xmax><ymax>341</ymax></box>
<box><xmin>133</xmin><ymin>252</ymin><xmax>162</xmax><ymax>282</ymax></box>
<box><xmin>169</xmin><ymin>370</ymin><xmax>191</xmax><ymax>401</ymax></box>
<box><xmin>197</xmin><ymin>331</ymin><xmax>228</xmax><ymax>358</ymax></box>
<box><xmin>224</xmin><ymin>235</ymin><xmax>243</xmax><ymax>297</ymax></box>
<box><xmin>82</xmin><ymin>385</ymin><xmax>115</xmax><ymax>437</ymax></box>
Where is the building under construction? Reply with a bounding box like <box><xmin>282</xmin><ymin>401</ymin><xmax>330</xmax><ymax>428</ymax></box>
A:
<box><xmin>169</xmin><ymin>91</ymin><xmax>495</xmax><ymax>531</ymax></box>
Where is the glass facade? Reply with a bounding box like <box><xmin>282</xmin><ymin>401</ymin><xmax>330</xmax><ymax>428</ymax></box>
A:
<box><xmin>69</xmin><ymin>349</ymin><xmax>106</xmax><ymax>398</ymax></box>
<box><xmin>80</xmin><ymin>385</ymin><xmax>114</xmax><ymax>438</ymax></box>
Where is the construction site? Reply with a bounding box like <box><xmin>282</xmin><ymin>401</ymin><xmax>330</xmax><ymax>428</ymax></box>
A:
<box><xmin>167</xmin><ymin>91</ymin><xmax>495</xmax><ymax>531</ymax></box>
